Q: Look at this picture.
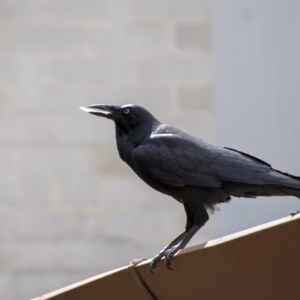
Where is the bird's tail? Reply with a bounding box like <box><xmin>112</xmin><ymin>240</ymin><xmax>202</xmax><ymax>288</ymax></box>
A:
<box><xmin>282</xmin><ymin>188</ymin><xmax>300</xmax><ymax>199</ymax></box>
<box><xmin>270</xmin><ymin>168</ymin><xmax>300</xmax><ymax>199</ymax></box>
<box><xmin>219</xmin><ymin>168</ymin><xmax>300</xmax><ymax>200</ymax></box>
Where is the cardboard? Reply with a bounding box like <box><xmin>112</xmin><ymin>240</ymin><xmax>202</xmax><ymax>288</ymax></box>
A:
<box><xmin>32</xmin><ymin>214</ymin><xmax>300</xmax><ymax>300</ymax></box>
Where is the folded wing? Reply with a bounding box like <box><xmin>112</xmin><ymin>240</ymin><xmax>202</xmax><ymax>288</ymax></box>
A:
<box><xmin>132</xmin><ymin>130</ymin><xmax>291</xmax><ymax>189</ymax></box>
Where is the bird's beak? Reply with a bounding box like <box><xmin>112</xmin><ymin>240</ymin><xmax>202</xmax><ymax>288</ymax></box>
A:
<box><xmin>80</xmin><ymin>104</ymin><xmax>115</xmax><ymax>119</ymax></box>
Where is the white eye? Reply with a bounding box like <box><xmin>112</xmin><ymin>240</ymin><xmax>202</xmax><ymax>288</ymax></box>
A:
<box><xmin>123</xmin><ymin>108</ymin><xmax>130</xmax><ymax>115</ymax></box>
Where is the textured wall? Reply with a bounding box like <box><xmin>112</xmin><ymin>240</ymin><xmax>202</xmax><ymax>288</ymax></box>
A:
<box><xmin>0</xmin><ymin>1</ymin><xmax>215</xmax><ymax>299</ymax></box>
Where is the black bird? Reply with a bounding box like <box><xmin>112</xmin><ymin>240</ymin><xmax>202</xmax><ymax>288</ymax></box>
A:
<box><xmin>80</xmin><ymin>104</ymin><xmax>300</xmax><ymax>273</ymax></box>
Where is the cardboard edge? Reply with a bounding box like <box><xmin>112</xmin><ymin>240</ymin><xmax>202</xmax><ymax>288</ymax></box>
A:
<box><xmin>30</xmin><ymin>266</ymin><xmax>129</xmax><ymax>300</ymax></box>
<box><xmin>136</xmin><ymin>213</ymin><xmax>300</xmax><ymax>266</ymax></box>
<box><xmin>181</xmin><ymin>213</ymin><xmax>300</xmax><ymax>254</ymax></box>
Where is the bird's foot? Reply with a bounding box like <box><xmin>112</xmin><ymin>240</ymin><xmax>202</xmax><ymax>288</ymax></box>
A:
<box><xmin>149</xmin><ymin>252</ymin><xmax>165</xmax><ymax>274</ymax></box>
<box><xmin>164</xmin><ymin>245</ymin><xmax>180</xmax><ymax>269</ymax></box>
<box><xmin>149</xmin><ymin>245</ymin><xmax>182</xmax><ymax>273</ymax></box>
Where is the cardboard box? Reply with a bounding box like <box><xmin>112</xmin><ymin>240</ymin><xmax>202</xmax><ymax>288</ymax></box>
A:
<box><xmin>32</xmin><ymin>214</ymin><xmax>300</xmax><ymax>300</ymax></box>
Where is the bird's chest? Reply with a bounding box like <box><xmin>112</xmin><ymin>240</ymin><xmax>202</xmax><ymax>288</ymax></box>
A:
<box><xmin>116</xmin><ymin>136</ymin><xmax>137</xmax><ymax>163</ymax></box>
<box><xmin>116</xmin><ymin>127</ymin><xmax>149</xmax><ymax>163</ymax></box>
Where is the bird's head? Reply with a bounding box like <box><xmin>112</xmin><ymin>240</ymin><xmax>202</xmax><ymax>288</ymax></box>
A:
<box><xmin>80</xmin><ymin>104</ymin><xmax>159</xmax><ymax>133</ymax></box>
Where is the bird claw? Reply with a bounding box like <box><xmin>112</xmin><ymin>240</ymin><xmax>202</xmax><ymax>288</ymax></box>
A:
<box><xmin>150</xmin><ymin>244</ymin><xmax>181</xmax><ymax>273</ymax></box>
<box><xmin>166</xmin><ymin>263</ymin><xmax>173</xmax><ymax>270</ymax></box>
<box><xmin>149</xmin><ymin>261</ymin><xmax>157</xmax><ymax>274</ymax></box>
<box><xmin>164</xmin><ymin>247</ymin><xmax>177</xmax><ymax>269</ymax></box>
<box><xmin>149</xmin><ymin>254</ymin><xmax>163</xmax><ymax>274</ymax></box>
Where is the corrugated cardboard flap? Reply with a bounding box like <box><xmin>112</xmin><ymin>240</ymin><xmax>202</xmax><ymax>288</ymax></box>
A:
<box><xmin>33</xmin><ymin>214</ymin><xmax>300</xmax><ymax>300</ymax></box>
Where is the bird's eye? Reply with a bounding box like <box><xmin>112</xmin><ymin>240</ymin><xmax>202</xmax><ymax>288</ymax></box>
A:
<box><xmin>123</xmin><ymin>108</ymin><xmax>130</xmax><ymax>115</ymax></box>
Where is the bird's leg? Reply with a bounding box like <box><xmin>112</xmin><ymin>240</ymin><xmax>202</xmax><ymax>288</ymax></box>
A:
<box><xmin>149</xmin><ymin>204</ymin><xmax>194</xmax><ymax>273</ymax></box>
<box><xmin>164</xmin><ymin>203</ymin><xmax>209</xmax><ymax>269</ymax></box>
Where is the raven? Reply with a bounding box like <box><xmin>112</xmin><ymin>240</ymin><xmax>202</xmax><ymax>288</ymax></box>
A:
<box><xmin>80</xmin><ymin>104</ymin><xmax>300</xmax><ymax>273</ymax></box>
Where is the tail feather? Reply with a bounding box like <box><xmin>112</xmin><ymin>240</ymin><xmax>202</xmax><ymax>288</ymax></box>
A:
<box><xmin>224</xmin><ymin>167</ymin><xmax>300</xmax><ymax>199</ymax></box>
<box><xmin>269</xmin><ymin>168</ymin><xmax>300</xmax><ymax>188</ymax></box>
<box><xmin>282</xmin><ymin>188</ymin><xmax>300</xmax><ymax>199</ymax></box>
<box><xmin>268</xmin><ymin>168</ymin><xmax>300</xmax><ymax>198</ymax></box>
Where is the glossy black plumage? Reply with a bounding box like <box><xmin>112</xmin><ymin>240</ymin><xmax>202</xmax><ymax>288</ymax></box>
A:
<box><xmin>80</xmin><ymin>104</ymin><xmax>300</xmax><ymax>273</ymax></box>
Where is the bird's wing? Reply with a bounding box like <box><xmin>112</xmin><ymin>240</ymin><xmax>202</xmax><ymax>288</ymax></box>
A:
<box><xmin>211</xmin><ymin>146</ymin><xmax>272</xmax><ymax>185</ymax></box>
<box><xmin>132</xmin><ymin>132</ymin><xmax>273</xmax><ymax>188</ymax></box>
<box><xmin>132</xmin><ymin>134</ymin><xmax>222</xmax><ymax>188</ymax></box>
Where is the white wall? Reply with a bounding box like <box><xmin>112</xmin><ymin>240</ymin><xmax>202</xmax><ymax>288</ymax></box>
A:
<box><xmin>212</xmin><ymin>0</ymin><xmax>300</xmax><ymax>235</ymax></box>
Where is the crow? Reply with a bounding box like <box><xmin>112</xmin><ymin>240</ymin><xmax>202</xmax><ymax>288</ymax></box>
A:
<box><xmin>80</xmin><ymin>104</ymin><xmax>300</xmax><ymax>273</ymax></box>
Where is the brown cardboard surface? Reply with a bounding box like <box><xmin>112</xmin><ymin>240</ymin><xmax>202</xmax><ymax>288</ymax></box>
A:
<box><xmin>32</xmin><ymin>214</ymin><xmax>300</xmax><ymax>300</ymax></box>
<box><xmin>32</xmin><ymin>266</ymin><xmax>154</xmax><ymax>300</ymax></box>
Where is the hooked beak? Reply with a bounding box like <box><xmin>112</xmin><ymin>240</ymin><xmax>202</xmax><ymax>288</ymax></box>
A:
<box><xmin>80</xmin><ymin>104</ymin><xmax>115</xmax><ymax>119</ymax></box>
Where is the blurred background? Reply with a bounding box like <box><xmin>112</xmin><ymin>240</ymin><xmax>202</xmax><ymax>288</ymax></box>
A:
<box><xmin>0</xmin><ymin>0</ymin><xmax>299</xmax><ymax>299</ymax></box>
